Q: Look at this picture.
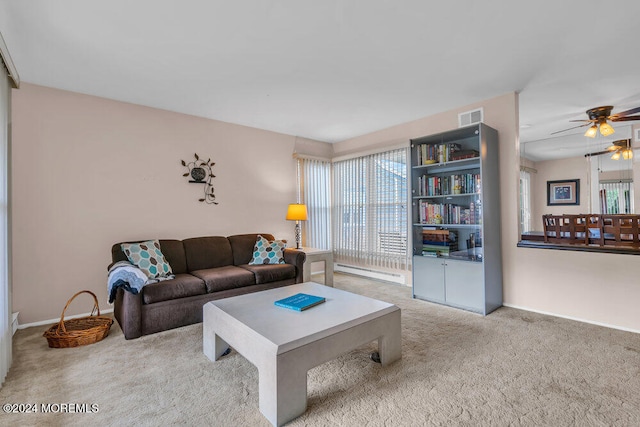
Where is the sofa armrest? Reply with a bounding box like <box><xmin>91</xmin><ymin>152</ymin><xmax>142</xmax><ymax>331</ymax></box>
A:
<box><xmin>284</xmin><ymin>248</ymin><xmax>306</xmax><ymax>283</ymax></box>
<box><xmin>113</xmin><ymin>288</ymin><xmax>143</xmax><ymax>339</ymax></box>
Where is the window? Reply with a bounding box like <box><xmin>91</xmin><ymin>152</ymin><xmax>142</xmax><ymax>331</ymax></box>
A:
<box><xmin>600</xmin><ymin>180</ymin><xmax>634</xmax><ymax>214</ymax></box>
<box><xmin>298</xmin><ymin>158</ymin><xmax>331</xmax><ymax>250</ymax></box>
<box><xmin>520</xmin><ymin>169</ymin><xmax>532</xmax><ymax>233</ymax></box>
<box><xmin>332</xmin><ymin>148</ymin><xmax>409</xmax><ymax>270</ymax></box>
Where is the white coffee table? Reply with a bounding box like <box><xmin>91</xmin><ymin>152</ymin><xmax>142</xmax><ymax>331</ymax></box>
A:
<box><xmin>203</xmin><ymin>282</ymin><xmax>401</xmax><ymax>427</ymax></box>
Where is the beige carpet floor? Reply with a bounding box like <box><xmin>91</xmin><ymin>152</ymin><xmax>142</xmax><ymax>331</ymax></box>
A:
<box><xmin>1</xmin><ymin>273</ymin><xmax>639</xmax><ymax>426</ymax></box>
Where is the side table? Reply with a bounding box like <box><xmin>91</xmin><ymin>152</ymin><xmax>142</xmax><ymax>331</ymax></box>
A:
<box><xmin>299</xmin><ymin>247</ymin><xmax>334</xmax><ymax>287</ymax></box>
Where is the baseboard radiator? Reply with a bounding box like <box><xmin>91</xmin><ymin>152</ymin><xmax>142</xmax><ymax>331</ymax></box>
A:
<box><xmin>334</xmin><ymin>263</ymin><xmax>406</xmax><ymax>285</ymax></box>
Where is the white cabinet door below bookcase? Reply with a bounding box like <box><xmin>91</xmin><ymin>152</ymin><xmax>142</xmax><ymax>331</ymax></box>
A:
<box><xmin>444</xmin><ymin>259</ymin><xmax>484</xmax><ymax>312</ymax></box>
<box><xmin>412</xmin><ymin>256</ymin><xmax>445</xmax><ymax>302</ymax></box>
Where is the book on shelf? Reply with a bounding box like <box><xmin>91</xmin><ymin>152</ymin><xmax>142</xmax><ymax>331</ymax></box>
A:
<box><xmin>416</xmin><ymin>173</ymin><xmax>481</xmax><ymax>197</ymax></box>
<box><xmin>451</xmin><ymin>150</ymin><xmax>479</xmax><ymax>161</ymax></box>
<box><xmin>274</xmin><ymin>293</ymin><xmax>326</xmax><ymax>311</ymax></box>
<box><xmin>422</xmin><ymin>229</ymin><xmax>450</xmax><ymax>243</ymax></box>
<box><xmin>422</xmin><ymin>240</ymin><xmax>458</xmax><ymax>249</ymax></box>
<box><xmin>422</xmin><ymin>240</ymin><xmax>449</xmax><ymax>246</ymax></box>
<box><xmin>422</xmin><ymin>251</ymin><xmax>438</xmax><ymax>257</ymax></box>
<box><xmin>416</xmin><ymin>142</ymin><xmax>462</xmax><ymax>165</ymax></box>
<box><xmin>422</xmin><ymin>245</ymin><xmax>454</xmax><ymax>257</ymax></box>
<box><xmin>418</xmin><ymin>200</ymin><xmax>481</xmax><ymax>225</ymax></box>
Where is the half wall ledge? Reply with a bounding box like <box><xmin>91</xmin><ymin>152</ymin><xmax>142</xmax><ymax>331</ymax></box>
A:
<box><xmin>517</xmin><ymin>238</ymin><xmax>640</xmax><ymax>256</ymax></box>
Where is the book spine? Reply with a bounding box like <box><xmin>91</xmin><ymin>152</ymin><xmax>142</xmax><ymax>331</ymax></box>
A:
<box><xmin>274</xmin><ymin>302</ymin><xmax>302</xmax><ymax>311</ymax></box>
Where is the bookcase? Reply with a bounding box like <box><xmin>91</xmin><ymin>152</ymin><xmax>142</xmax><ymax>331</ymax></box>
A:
<box><xmin>410</xmin><ymin>124</ymin><xmax>502</xmax><ymax>315</ymax></box>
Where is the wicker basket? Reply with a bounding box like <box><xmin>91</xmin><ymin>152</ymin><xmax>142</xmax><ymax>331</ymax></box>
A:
<box><xmin>43</xmin><ymin>290</ymin><xmax>113</xmax><ymax>348</ymax></box>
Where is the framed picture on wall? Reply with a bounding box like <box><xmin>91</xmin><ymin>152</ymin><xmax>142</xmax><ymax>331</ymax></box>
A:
<box><xmin>547</xmin><ymin>179</ymin><xmax>580</xmax><ymax>206</ymax></box>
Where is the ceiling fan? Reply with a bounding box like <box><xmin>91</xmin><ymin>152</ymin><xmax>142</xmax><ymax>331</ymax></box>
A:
<box><xmin>584</xmin><ymin>138</ymin><xmax>633</xmax><ymax>160</ymax></box>
<box><xmin>552</xmin><ymin>105</ymin><xmax>640</xmax><ymax>138</ymax></box>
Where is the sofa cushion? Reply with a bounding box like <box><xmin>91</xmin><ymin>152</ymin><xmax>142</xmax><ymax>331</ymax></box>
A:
<box><xmin>249</xmin><ymin>235</ymin><xmax>286</xmax><ymax>265</ymax></box>
<box><xmin>192</xmin><ymin>265</ymin><xmax>256</xmax><ymax>292</ymax></box>
<box><xmin>121</xmin><ymin>240</ymin><xmax>173</xmax><ymax>279</ymax></box>
<box><xmin>142</xmin><ymin>273</ymin><xmax>206</xmax><ymax>304</ymax></box>
<box><xmin>157</xmin><ymin>240</ymin><xmax>188</xmax><ymax>274</ymax></box>
<box><xmin>240</xmin><ymin>264</ymin><xmax>296</xmax><ymax>284</ymax></box>
<box><xmin>228</xmin><ymin>233</ymin><xmax>275</xmax><ymax>265</ymax></box>
<box><xmin>113</xmin><ymin>240</ymin><xmax>187</xmax><ymax>274</ymax></box>
<box><xmin>183</xmin><ymin>236</ymin><xmax>234</xmax><ymax>271</ymax></box>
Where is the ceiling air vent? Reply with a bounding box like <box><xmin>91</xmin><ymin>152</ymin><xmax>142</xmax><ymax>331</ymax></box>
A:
<box><xmin>458</xmin><ymin>108</ymin><xmax>483</xmax><ymax>128</ymax></box>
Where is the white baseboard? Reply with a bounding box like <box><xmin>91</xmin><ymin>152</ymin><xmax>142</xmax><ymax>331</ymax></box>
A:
<box><xmin>11</xmin><ymin>312</ymin><xmax>18</xmax><ymax>336</ymax></box>
<box><xmin>17</xmin><ymin>308</ymin><xmax>114</xmax><ymax>330</ymax></box>
<box><xmin>503</xmin><ymin>303</ymin><xmax>639</xmax><ymax>334</ymax></box>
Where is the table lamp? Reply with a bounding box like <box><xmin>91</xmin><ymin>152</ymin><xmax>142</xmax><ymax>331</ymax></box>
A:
<box><xmin>286</xmin><ymin>203</ymin><xmax>308</xmax><ymax>249</ymax></box>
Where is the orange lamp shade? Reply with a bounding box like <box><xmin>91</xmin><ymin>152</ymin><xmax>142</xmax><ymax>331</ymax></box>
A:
<box><xmin>286</xmin><ymin>204</ymin><xmax>308</xmax><ymax>221</ymax></box>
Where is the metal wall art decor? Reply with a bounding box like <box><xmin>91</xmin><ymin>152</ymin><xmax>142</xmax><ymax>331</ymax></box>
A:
<box><xmin>181</xmin><ymin>153</ymin><xmax>218</xmax><ymax>204</ymax></box>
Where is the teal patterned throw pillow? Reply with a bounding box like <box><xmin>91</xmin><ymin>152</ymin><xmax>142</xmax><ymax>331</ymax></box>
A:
<box><xmin>121</xmin><ymin>240</ymin><xmax>173</xmax><ymax>279</ymax></box>
<box><xmin>249</xmin><ymin>235</ymin><xmax>286</xmax><ymax>265</ymax></box>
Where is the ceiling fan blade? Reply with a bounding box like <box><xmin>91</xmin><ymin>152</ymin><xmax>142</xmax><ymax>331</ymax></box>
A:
<box><xmin>550</xmin><ymin>122</ymin><xmax>592</xmax><ymax>135</ymax></box>
<box><xmin>584</xmin><ymin>150</ymin><xmax>610</xmax><ymax>157</ymax></box>
<box><xmin>613</xmin><ymin>106</ymin><xmax>640</xmax><ymax>117</ymax></box>
<box><xmin>611</xmin><ymin>116</ymin><xmax>640</xmax><ymax>122</ymax></box>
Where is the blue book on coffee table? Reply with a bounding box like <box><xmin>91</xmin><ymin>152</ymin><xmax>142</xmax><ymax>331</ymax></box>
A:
<box><xmin>274</xmin><ymin>293</ymin><xmax>326</xmax><ymax>311</ymax></box>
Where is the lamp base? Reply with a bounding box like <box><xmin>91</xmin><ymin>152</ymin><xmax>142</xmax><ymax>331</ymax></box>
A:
<box><xmin>294</xmin><ymin>222</ymin><xmax>302</xmax><ymax>249</ymax></box>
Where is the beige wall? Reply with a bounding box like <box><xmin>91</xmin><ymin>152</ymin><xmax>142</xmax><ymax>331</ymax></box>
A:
<box><xmin>11</xmin><ymin>84</ymin><xmax>328</xmax><ymax>324</ymax></box>
<box><xmin>530</xmin><ymin>156</ymin><xmax>590</xmax><ymax>231</ymax></box>
<box><xmin>294</xmin><ymin>136</ymin><xmax>333</xmax><ymax>160</ymax></box>
<box><xmin>337</xmin><ymin>92</ymin><xmax>640</xmax><ymax>332</ymax></box>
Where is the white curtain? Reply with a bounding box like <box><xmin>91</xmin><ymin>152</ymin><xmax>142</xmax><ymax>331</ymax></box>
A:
<box><xmin>332</xmin><ymin>148</ymin><xmax>409</xmax><ymax>270</ymax></box>
<box><xmin>600</xmin><ymin>180</ymin><xmax>634</xmax><ymax>214</ymax></box>
<box><xmin>519</xmin><ymin>169</ymin><xmax>532</xmax><ymax>233</ymax></box>
<box><xmin>298</xmin><ymin>158</ymin><xmax>332</xmax><ymax>250</ymax></box>
<box><xmin>0</xmin><ymin>63</ymin><xmax>12</xmax><ymax>387</ymax></box>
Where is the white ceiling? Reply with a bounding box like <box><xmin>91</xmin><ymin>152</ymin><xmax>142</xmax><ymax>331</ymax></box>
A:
<box><xmin>521</xmin><ymin>125</ymin><xmax>637</xmax><ymax>174</ymax></box>
<box><xmin>1</xmin><ymin>1</ymin><xmax>640</xmax><ymax>147</ymax></box>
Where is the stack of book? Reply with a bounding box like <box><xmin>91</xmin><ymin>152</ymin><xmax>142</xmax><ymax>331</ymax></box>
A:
<box><xmin>451</xmin><ymin>149</ymin><xmax>479</xmax><ymax>161</ymax></box>
<box><xmin>421</xmin><ymin>229</ymin><xmax>458</xmax><ymax>257</ymax></box>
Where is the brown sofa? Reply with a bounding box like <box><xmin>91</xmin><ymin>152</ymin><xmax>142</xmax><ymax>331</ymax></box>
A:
<box><xmin>111</xmin><ymin>233</ymin><xmax>306</xmax><ymax>339</ymax></box>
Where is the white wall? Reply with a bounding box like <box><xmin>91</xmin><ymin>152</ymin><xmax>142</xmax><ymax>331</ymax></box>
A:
<box><xmin>11</xmin><ymin>84</ymin><xmax>327</xmax><ymax>324</ymax></box>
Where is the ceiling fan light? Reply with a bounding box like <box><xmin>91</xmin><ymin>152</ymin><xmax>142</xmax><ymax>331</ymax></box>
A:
<box><xmin>584</xmin><ymin>124</ymin><xmax>598</xmax><ymax>138</ymax></box>
<box><xmin>599</xmin><ymin>121</ymin><xmax>615</xmax><ymax>136</ymax></box>
<box><xmin>623</xmin><ymin>149</ymin><xmax>633</xmax><ymax>160</ymax></box>
<box><xmin>611</xmin><ymin>151</ymin><xmax>622</xmax><ymax>160</ymax></box>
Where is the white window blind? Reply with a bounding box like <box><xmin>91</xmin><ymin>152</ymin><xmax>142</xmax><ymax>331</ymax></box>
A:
<box><xmin>332</xmin><ymin>148</ymin><xmax>409</xmax><ymax>270</ymax></box>
<box><xmin>520</xmin><ymin>169</ymin><xmax>532</xmax><ymax>233</ymax></box>
<box><xmin>600</xmin><ymin>180</ymin><xmax>634</xmax><ymax>214</ymax></box>
<box><xmin>298</xmin><ymin>158</ymin><xmax>331</xmax><ymax>250</ymax></box>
